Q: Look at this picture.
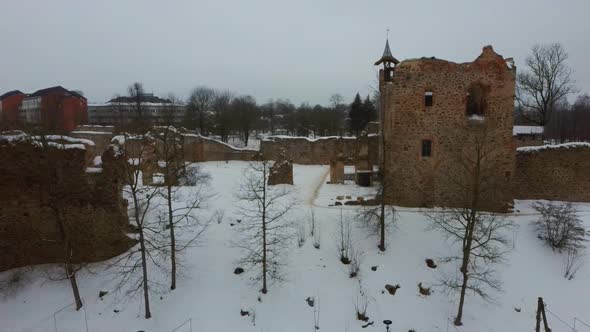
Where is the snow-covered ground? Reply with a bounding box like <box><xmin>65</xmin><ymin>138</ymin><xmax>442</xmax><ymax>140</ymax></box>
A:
<box><xmin>2</xmin><ymin>162</ymin><xmax>590</xmax><ymax>332</ymax></box>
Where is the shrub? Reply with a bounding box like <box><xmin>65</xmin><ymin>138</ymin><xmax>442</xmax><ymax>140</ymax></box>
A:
<box><xmin>531</xmin><ymin>202</ymin><xmax>587</xmax><ymax>252</ymax></box>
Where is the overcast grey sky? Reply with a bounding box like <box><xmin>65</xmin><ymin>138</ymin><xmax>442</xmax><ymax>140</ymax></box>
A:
<box><xmin>1</xmin><ymin>0</ymin><xmax>588</xmax><ymax>105</ymax></box>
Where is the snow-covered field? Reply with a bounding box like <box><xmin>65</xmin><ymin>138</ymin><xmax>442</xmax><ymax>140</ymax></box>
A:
<box><xmin>2</xmin><ymin>162</ymin><xmax>590</xmax><ymax>332</ymax></box>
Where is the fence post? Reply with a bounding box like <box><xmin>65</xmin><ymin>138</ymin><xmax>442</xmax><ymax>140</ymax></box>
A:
<box><xmin>536</xmin><ymin>297</ymin><xmax>542</xmax><ymax>332</ymax></box>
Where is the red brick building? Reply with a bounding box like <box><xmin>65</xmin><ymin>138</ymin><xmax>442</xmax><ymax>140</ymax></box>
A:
<box><xmin>0</xmin><ymin>86</ymin><xmax>87</xmax><ymax>132</ymax></box>
<box><xmin>0</xmin><ymin>90</ymin><xmax>26</xmax><ymax>129</ymax></box>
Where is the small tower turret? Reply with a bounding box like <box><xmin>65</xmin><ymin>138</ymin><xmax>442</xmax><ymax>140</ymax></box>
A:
<box><xmin>374</xmin><ymin>38</ymin><xmax>399</xmax><ymax>83</ymax></box>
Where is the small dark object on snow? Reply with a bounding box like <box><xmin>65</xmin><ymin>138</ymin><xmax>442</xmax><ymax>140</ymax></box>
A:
<box><xmin>385</xmin><ymin>284</ymin><xmax>400</xmax><ymax>295</ymax></box>
<box><xmin>230</xmin><ymin>223</ymin><xmax>235</xmax><ymax>227</ymax></box>
<box><xmin>306</xmin><ymin>297</ymin><xmax>315</xmax><ymax>307</ymax></box>
<box><xmin>160</xmin><ymin>296</ymin><xmax>163</xmax><ymax>300</ymax></box>
<box><xmin>409</xmin><ymin>330</ymin><xmax>416</xmax><ymax>332</ymax></box>
<box><xmin>257</xmin><ymin>296</ymin><xmax>261</xmax><ymax>302</ymax></box>
<box><xmin>240</xmin><ymin>309</ymin><xmax>250</xmax><ymax>316</ymax></box>
<box><xmin>335</xmin><ymin>201</ymin><xmax>342</xmax><ymax>206</ymax></box>
<box><xmin>344</xmin><ymin>200</ymin><xmax>359</xmax><ymax>206</ymax></box>
<box><xmin>514</xmin><ymin>307</ymin><xmax>521</xmax><ymax>312</ymax></box>
<box><xmin>357</xmin><ymin>312</ymin><xmax>369</xmax><ymax>322</ymax></box>
<box><xmin>340</xmin><ymin>256</ymin><xmax>351</xmax><ymax>265</ymax></box>
<box><xmin>99</xmin><ymin>290</ymin><xmax>108</xmax><ymax>298</ymax></box>
<box><xmin>425</xmin><ymin>259</ymin><xmax>437</xmax><ymax>269</ymax></box>
<box><xmin>234</xmin><ymin>267</ymin><xmax>245</xmax><ymax>275</ymax></box>
<box><xmin>371</xmin><ymin>266</ymin><xmax>378</xmax><ymax>271</ymax></box>
<box><xmin>418</xmin><ymin>282</ymin><xmax>431</xmax><ymax>296</ymax></box>
<box><xmin>113</xmin><ymin>309</ymin><xmax>120</xmax><ymax>313</ymax></box>
<box><xmin>362</xmin><ymin>321</ymin><xmax>374</xmax><ymax>328</ymax></box>
<box><xmin>236</xmin><ymin>219</ymin><xmax>242</xmax><ymax>223</ymax></box>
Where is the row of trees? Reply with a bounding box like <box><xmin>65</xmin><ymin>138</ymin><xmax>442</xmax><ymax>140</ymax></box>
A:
<box><xmin>118</xmin><ymin>83</ymin><xmax>378</xmax><ymax>141</ymax></box>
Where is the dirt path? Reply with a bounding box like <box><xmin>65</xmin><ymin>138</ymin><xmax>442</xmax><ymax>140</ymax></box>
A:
<box><xmin>306</xmin><ymin>168</ymin><xmax>329</xmax><ymax>206</ymax></box>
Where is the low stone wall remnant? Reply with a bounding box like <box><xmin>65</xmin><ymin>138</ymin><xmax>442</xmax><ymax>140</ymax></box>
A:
<box><xmin>515</xmin><ymin>143</ymin><xmax>590</xmax><ymax>202</ymax></box>
<box><xmin>0</xmin><ymin>133</ymin><xmax>134</xmax><ymax>272</ymax></box>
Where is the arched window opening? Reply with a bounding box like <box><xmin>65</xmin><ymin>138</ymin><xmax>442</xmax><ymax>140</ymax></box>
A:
<box><xmin>466</xmin><ymin>84</ymin><xmax>488</xmax><ymax>117</ymax></box>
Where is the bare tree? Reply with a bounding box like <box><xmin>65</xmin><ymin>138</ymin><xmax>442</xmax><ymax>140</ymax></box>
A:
<box><xmin>212</xmin><ymin>91</ymin><xmax>233</xmax><ymax>142</ymax></box>
<box><xmin>234</xmin><ymin>153</ymin><xmax>296</xmax><ymax>294</ymax></box>
<box><xmin>187</xmin><ymin>87</ymin><xmax>215</xmax><ymax>135</ymax></box>
<box><xmin>37</xmin><ymin>135</ymin><xmax>84</xmax><ymax>310</ymax></box>
<box><xmin>149</xmin><ymin>126</ymin><xmax>211</xmax><ymax>290</ymax></box>
<box><xmin>128</xmin><ymin>82</ymin><xmax>148</xmax><ymax>131</ymax></box>
<box><xmin>109</xmin><ymin>133</ymin><xmax>162</xmax><ymax>319</ymax></box>
<box><xmin>517</xmin><ymin>43</ymin><xmax>577</xmax><ymax>126</ymax></box>
<box><xmin>425</xmin><ymin>124</ymin><xmax>514</xmax><ymax>326</ymax></box>
<box><xmin>232</xmin><ymin>95</ymin><xmax>258</xmax><ymax>146</ymax></box>
<box><xmin>356</xmin><ymin>180</ymin><xmax>396</xmax><ymax>252</ymax></box>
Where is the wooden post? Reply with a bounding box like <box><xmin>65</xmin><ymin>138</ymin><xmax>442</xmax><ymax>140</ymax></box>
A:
<box><xmin>535</xmin><ymin>297</ymin><xmax>542</xmax><ymax>332</ymax></box>
<box><xmin>540</xmin><ymin>298</ymin><xmax>551</xmax><ymax>332</ymax></box>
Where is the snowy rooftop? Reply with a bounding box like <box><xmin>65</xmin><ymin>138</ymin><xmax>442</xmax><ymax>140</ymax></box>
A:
<box><xmin>513</xmin><ymin>125</ymin><xmax>544</xmax><ymax>136</ymax></box>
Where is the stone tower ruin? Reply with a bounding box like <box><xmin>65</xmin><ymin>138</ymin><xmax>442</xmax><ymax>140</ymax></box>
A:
<box><xmin>377</xmin><ymin>41</ymin><xmax>516</xmax><ymax>212</ymax></box>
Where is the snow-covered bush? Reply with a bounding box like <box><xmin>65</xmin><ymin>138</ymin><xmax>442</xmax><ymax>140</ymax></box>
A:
<box><xmin>349</xmin><ymin>250</ymin><xmax>361</xmax><ymax>278</ymax></box>
<box><xmin>531</xmin><ymin>202</ymin><xmax>587</xmax><ymax>252</ymax></box>
<box><xmin>532</xmin><ymin>201</ymin><xmax>587</xmax><ymax>279</ymax></box>
<box><xmin>178</xmin><ymin>166</ymin><xmax>208</xmax><ymax>186</ymax></box>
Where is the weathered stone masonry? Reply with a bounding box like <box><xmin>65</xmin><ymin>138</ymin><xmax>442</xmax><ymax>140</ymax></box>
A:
<box><xmin>0</xmin><ymin>136</ymin><xmax>134</xmax><ymax>271</ymax></box>
<box><xmin>380</xmin><ymin>46</ymin><xmax>516</xmax><ymax>211</ymax></box>
<box><xmin>515</xmin><ymin>143</ymin><xmax>590</xmax><ymax>202</ymax></box>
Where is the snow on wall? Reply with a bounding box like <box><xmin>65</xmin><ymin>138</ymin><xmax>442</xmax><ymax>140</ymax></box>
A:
<box><xmin>0</xmin><ymin>132</ymin><xmax>89</xmax><ymax>150</ymax></box>
<box><xmin>513</xmin><ymin>125</ymin><xmax>544</xmax><ymax>136</ymax></box>
<box><xmin>517</xmin><ymin>142</ymin><xmax>590</xmax><ymax>154</ymax></box>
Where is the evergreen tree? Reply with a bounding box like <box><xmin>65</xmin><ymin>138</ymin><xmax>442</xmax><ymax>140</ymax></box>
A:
<box><xmin>364</xmin><ymin>95</ymin><xmax>377</xmax><ymax>122</ymax></box>
<box><xmin>349</xmin><ymin>93</ymin><xmax>364</xmax><ymax>136</ymax></box>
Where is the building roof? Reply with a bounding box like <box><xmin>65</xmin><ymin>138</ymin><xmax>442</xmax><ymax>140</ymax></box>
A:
<box><xmin>108</xmin><ymin>94</ymin><xmax>172</xmax><ymax>104</ymax></box>
<box><xmin>513</xmin><ymin>125</ymin><xmax>544</xmax><ymax>136</ymax></box>
<box><xmin>30</xmin><ymin>86</ymin><xmax>86</xmax><ymax>100</ymax></box>
<box><xmin>374</xmin><ymin>39</ymin><xmax>400</xmax><ymax>66</ymax></box>
<box><xmin>0</xmin><ymin>90</ymin><xmax>24</xmax><ymax>100</ymax></box>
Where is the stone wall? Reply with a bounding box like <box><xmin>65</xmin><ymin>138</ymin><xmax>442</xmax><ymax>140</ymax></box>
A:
<box><xmin>70</xmin><ymin>130</ymin><xmax>113</xmax><ymax>157</ymax></box>
<box><xmin>380</xmin><ymin>46</ymin><xmax>516</xmax><ymax>212</ymax></box>
<box><xmin>515</xmin><ymin>143</ymin><xmax>590</xmax><ymax>202</ymax></box>
<box><xmin>183</xmin><ymin>134</ymin><xmax>256</xmax><ymax>162</ymax></box>
<box><xmin>260</xmin><ymin>135</ymin><xmax>378</xmax><ymax>165</ymax></box>
<box><xmin>0</xmin><ymin>136</ymin><xmax>133</xmax><ymax>271</ymax></box>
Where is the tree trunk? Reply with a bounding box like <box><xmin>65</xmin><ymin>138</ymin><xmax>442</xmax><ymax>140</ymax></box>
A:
<box><xmin>56</xmin><ymin>212</ymin><xmax>83</xmax><ymax>311</ymax></box>
<box><xmin>379</xmin><ymin>200</ymin><xmax>385</xmax><ymax>252</ymax></box>
<box><xmin>168</xmin><ymin>184</ymin><xmax>176</xmax><ymax>290</ymax></box>
<box><xmin>378</xmin><ymin>127</ymin><xmax>387</xmax><ymax>252</ymax></box>
<box><xmin>261</xmin><ymin>164</ymin><xmax>268</xmax><ymax>294</ymax></box>
<box><xmin>454</xmin><ymin>253</ymin><xmax>469</xmax><ymax>326</ymax></box>
<box><xmin>65</xmin><ymin>245</ymin><xmax>83</xmax><ymax>311</ymax></box>
<box><xmin>133</xmin><ymin>195</ymin><xmax>151</xmax><ymax>319</ymax></box>
<box><xmin>138</xmin><ymin>228</ymin><xmax>152</xmax><ymax>319</ymax></box>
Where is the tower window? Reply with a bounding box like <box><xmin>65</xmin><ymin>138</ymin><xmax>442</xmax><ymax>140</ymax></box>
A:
<box><xmin>424</xmin><ymin>92</ymin><xmax>433</xmax><ymax>107</ymax></box>
<box><xmin>466</xmin><ymin>84</ymin><xmax>487</xmax><ymax>116</ymax></box>
<box><xmin>421</xmin><ymin>140</ymin><xmax>432</xmax><ymax>157</ymax></box>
